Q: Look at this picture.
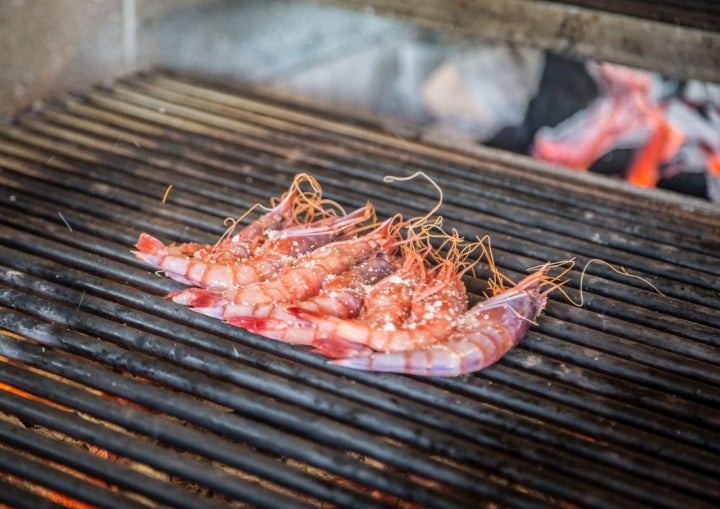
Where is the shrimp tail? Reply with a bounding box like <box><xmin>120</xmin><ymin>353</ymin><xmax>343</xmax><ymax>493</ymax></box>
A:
<box><xmin>167</xmin><ymin>288</ymin><xmax>223</xmax><ymax>307</ymax></box>
<box><xmin>135</xmin><ymin>232</ymin><xmax>165</xmax><ymax>254</ymax></box>
<box><xmin>134</xmin><ymin>234</ymin><xmax>199</xmax><ymax>285</ymax></box>
<box><xmin>226</xmin><ymin>315</ymin><xmax>267</xmax><ymax>331</ymax></box>
<box><xmin>132</xmin><ymin>233</ymin><xmax>167</xmax><ymax>266</ymax></box>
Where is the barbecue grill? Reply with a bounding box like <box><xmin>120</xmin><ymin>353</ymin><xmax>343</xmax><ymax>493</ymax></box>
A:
<box><xmin>0</xmin><ymin>70</ymin><xmax>719</xmax><ymax>508</ymax></box>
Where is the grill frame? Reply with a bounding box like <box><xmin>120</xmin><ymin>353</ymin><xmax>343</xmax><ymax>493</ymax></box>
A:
<box><xmin>0</xmin><ymin>71</ymin><xmax>719</xmax><ymax>508</ymax></box>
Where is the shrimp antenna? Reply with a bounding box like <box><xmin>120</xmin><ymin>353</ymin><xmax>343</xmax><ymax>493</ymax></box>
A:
<box><xmin>451</xmin><ymin>232</ymin><xmax>488</xmax><ymax>278</ymax></box>
<box><xmin>427</xmin><ymin>228</ymin><xmax>485</xmax><ymax>278</ymax></box>
<box><xmin>292</xmin><ymin>173</ymin><xmax>352</xmax><ymax>222</ymax></box>
<box><xmin>397</xmin><ymin>215</ymin><xmax>442</xmax><ymax>260</ymax></box>
<box><xmin>477</xmin><ymin>236</ymin><xmax>552</xmax><ymax>295</ymax></box>
<box><xmin>385</xmin><ymin>172</ymin><xmax>494</xmax><ymax>274</ymax></box>
<box><xmin>212</xmin><ymin>203</ymin><xmax>265</xmax><ymax>251</ymax></box>
<box><xmin>284</xmin><ymin>173</ymin><xmax>326</xmax><ymax>223</ymax></box>
<box><xmin>547</xmin><ymin>258</ymin><xmax>664</xmax><ymax>307</ymax></box>
<box><xmin>383</xmin><ymin>171</ymin><xmax>444</xmax><ymax>231</ymax></box>
<box><xmin>532</xmin><ymin>259</ymin><xmax>576</xmax><ymax>299</ymax></box>
<box><xmin>212</xmin><ymin>173</ymin><xmax>320</xmax><ymax>252</ymax></box>
<box><xmin>476</xmin><ymin>235</ymin><xmax>512</xmax><ymax>297</ymax></box>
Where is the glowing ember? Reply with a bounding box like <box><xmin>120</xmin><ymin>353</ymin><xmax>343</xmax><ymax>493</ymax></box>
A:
<box><xmin>532</xmin><ymin>62</ymin><xmax>720</xmax><ymax>197</ymax></box>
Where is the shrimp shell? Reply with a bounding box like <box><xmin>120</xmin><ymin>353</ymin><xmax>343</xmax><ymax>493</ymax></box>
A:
<box><xmin>304</xmin><ymin>260</ymin><xmax>467</xmax><ymax>355</ymax></box>
<box><xmin>177</xmin><ymin>218</ymin><xmax>399</xmax><ymax>311</ymax></box>
<box><xmin>140</xmin><ymin>205</ymin><xmax>371</xmax><ymax>292</ymax></box>
<box><xmin>329</xmin><ymin>265</ymin><xmax>549</xmax><ymax>376</ymax></box>
<box><xmin>360</xmin><ymin>252</ymin><xmax>426</xmax><ymax>328</ymax></box>
<box><xmin>227</xmin><ymin>254</ymin><xmax>397</xmax><ymax>344</ymax></box>
<box><xmin>159</xmin><ymin>183</ymin><xmax>301</xmax><ymax>267</ymax></box>
<box><xmin>180</xmin><ymin>172</ymin><xmax>328</xmax><ymax>262</ymax></box>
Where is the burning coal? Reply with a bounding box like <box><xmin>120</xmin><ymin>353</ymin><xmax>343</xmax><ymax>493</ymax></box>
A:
<box><xmin>420</xmin><ymin>48</ymin><xmax>720</xmax><ymax>201</ymax></box>
<box><xmin>531</xmin><ymin>62</ymin><xmax>720</xmax><ymax>199</ymax></box>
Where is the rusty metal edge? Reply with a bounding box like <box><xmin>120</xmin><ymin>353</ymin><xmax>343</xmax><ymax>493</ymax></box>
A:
<box><xmin>309</xmin><ymin>0</ymin><xmax>720</xmax><ymax>84</ymax></box>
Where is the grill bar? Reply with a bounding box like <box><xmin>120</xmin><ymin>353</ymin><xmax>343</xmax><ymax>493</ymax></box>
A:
<box><xmin>2</xmin><ymin>192</ymin><xmax>716</xmax><ymax>414</ymax></box>
<box><xmin>0</xmin><ymin>373</ymin><xmax>314</xmax><ymax>509</ymax></box>
<box><xmin>0</xmin><ymin>357</ymin><xmax>389</xmax><ymax>508</ymax></box>
<box><xmin>1</xmin><ymin>229</ymin><xmax>719</xmax><ymax>473</ymax></box>
<box><xmin>7</xmin><ymin>81</ymin><xmax>720</xmax><ymax>301</ymax></box>
<box><xmin>0</xmin><ymin>479</ymin><xmax>68</xmax><ymax>509</ymax></box>
<box><xmin>0</xmin><ymin>417</ymin><xmax>220</xmax><ymax>509</ymax></box>
<box><xmin>0</xmin><ymin>318</ymin><xmax>459</xmax><ymax>508</ymax></box>
<box><xmin>0</xmin><ymin>267</ymin><xmax>603</xmax><ymax>508</ymax></box>
<box><xmin>1</xmin><ymin>254</ymin><xmax>715</xmax><ymax>508</ymax></box>
<box><xmin>1</xmin><ymin>71</ymin><xmax>719</xmax><ymax>508</ymax></box>
<box><xmin>0</xmin><ymin>439</ymin><xmax>144</xmax><ymax>509</ymax></box>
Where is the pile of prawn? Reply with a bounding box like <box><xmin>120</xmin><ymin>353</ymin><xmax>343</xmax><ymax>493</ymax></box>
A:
<box><xmin>133</xmin><ymin>173</ymin><xmax>568</xmax><ymax>377</ymax></box>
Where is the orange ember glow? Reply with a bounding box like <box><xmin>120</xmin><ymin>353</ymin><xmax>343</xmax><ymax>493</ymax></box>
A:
<box><xmin>709</xmin><ymin>153</ymin><xmax>720</xmax><ymax>176</ymax></box>
<box><xmin>0</xmin><ymin>381</ymin><xmax>44</xmax><ymax>403</ymax></box>
<box><xmin>0</xmin><ymin>370</ymin><xmax>113</xmax><ymax>508</ymax></box>
<box><xmin>531</xmin><ymin>62</ymin><xmax>718</xmax><ymax>192</ymax></box>
<box><xmin>0</xmin><ymin>475</ymin><xmax>98</xmax><ymax>509</ymax></box>
<box><xmin>626</xmin><ymin>120</ymin><xmax>686</xmax><ymax>188</ymax></box>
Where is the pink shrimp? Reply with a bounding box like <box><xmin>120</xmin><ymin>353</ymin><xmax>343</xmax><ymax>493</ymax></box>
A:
<box><xmin>137</xmin><ymin>204</ymin><xmax>372</xmax><ymax>291</ymax></box>
<box><xmin>329</xmin><ymin>265</ymin><xmax>551</xmax><ymax>376</ymax></box>
<box><xmin>303</xmin><ymin>259</ymin><xmax>468</xmax><ymax>356</ymax></box>
<box><xmin>190</xmin><ymin>183</ymin><xmax>303</xmax><ymax>263</ymax></box>
<box><xmin>359</xmin><ymin>252</ymin><xmax>426</xmax><ymax>328</ymax></box>
<box><xmin>136</xmin><ymin>177</ymin><xmax>302</xmax><ymax>271</ymax></box>
<box><xmin>133</xmin><ymin>172</ymin><xmax>337</xmax><ymax>276</ymax></box>
<box><xmin>185</xmin><ymin>173</ymin><xmax>335</xmax><ymax>262</ymax></box>
<box><xmin>226</xmin><ymin>253</ymin><xmax>397</xmax><ymax>344</ymax></box>
<box><xmin>300</xmin><ymin>252</ymin><xmax>427</xmax><ymax>356</ymax></box>
<box><xmin>174</xmin><ymin>218</ymin><xmax>400</xmax><ymax>310</ymax></box>
<box><xmin>230</xmin><ymin>250</ymin><xmax>423</xmax><ymax>346</ymax></box>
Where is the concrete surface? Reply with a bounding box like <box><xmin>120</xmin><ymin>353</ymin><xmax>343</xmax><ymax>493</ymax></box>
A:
<box><xmin>0</xmin><ymin>0</ymin><xmax>421</xmax><ymax>116</ymax></box>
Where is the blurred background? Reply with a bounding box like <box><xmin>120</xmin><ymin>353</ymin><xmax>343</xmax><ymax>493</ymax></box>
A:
<box><xmin>2</xmin><ymin>0</ymin><xmax>718</xmax><ymax>200</ymax></box>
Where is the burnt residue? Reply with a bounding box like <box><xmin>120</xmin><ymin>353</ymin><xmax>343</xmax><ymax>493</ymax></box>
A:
<box><xmin>0</xmin><ymin>72</ymin><xmax>718</xmax><ymax>508</ymax></box>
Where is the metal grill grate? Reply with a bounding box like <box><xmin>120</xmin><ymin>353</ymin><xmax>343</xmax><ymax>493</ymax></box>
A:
<box><xmin>0</xmin><ymin>71</ymin><xmax>719</xmax><ymax>508</ymax></box>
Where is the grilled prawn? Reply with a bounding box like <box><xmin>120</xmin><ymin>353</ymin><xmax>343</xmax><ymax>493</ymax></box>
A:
<box><xmin>173</xmin><ymin>218</ymin><xmax>400</xmax><ymax>311</ymax></box>
<box><xmin>329</xmin><ymin>265</ymin><xmax>550</xmax><ymax>376</ymax></box>
<box><xmin>137</xmin><ymin>173</ymin><xmax>320</xmax><ymax>268</ymax></box>
<box><xmin>303</xmin><ymin>259</ymin><xmax>468</xmax><ymax>356</ymax></box>
<box><xmin>136</xmin><ymin>204</ymin><xmax>372</xmax><ymax>291</ymax></box>
<box><xmin>227</xmin><ymin>254</ymin><xmax>397</xmax><ymax>344</ymax></box>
